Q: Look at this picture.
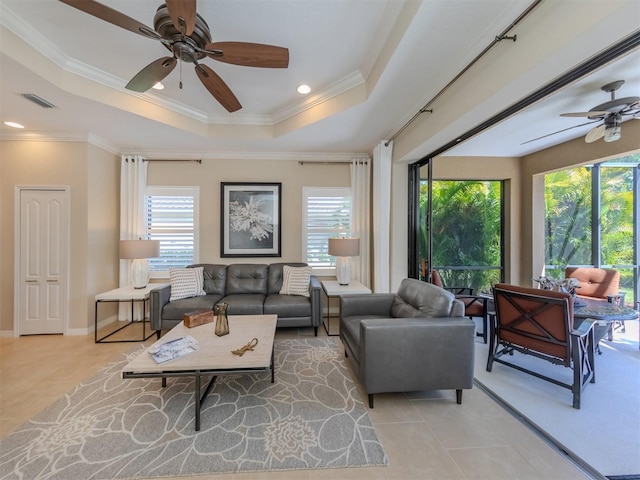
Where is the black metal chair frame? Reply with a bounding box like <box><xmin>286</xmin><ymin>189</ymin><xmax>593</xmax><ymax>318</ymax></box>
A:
<box><xmin>434</xmin><ymin>280</ymin><xmax>489</xmax><ymax>344</ymax></box>
<box><xmin>487</xmin><ymin>287</ymin><xmax>596</xmax><ymax>409</ymax></box>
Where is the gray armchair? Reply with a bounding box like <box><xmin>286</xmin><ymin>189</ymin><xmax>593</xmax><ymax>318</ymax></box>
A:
<box><xmin>339</xmin><ymin>278</ymin><xmax>476</xmax><ymax>408</ymax></box>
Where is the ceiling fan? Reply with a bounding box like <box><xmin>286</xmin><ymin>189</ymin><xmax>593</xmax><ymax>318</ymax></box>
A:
<box><xmin>523</xmin><ymin>80</ymin><xmax>640</xmax><ymax>145</ymax></box>
<box><xmin>58</xmin><ymin>0</ymin><xmax>289</xmax><ymax>112</ymax></box>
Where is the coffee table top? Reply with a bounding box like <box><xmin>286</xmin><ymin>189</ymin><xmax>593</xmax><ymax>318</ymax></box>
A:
<box><xmin>122</xmin><ymin>314</ymin><xmax>277</xmax><ymax>374</ymax></box>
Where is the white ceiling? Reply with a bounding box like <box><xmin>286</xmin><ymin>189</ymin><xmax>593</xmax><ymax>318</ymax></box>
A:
<box><xmin>1</xmin><ymin>0</ymin><xmax>639</xmax><ymax>161</ymax></box>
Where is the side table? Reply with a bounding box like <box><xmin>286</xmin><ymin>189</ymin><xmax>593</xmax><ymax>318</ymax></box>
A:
<box><xmin>95</xmin><ymin>284</ymin><xmax>168</xmax><ymax>343</ymax></box>
<box><xmin>321</xmin><ymin>280</ymin><xmax>372</xmax><ymax>336</ymax></box>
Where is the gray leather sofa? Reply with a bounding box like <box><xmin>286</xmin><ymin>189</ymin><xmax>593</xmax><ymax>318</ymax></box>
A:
<box><xmin>339</xmin><ymin>278</ymin><xmax>475</xmax><ymax>408</ymax></box>
<box><xmin>150</xmin><ymin>263</ymin><xmax>322</xmax><ymax>337</ymax></box>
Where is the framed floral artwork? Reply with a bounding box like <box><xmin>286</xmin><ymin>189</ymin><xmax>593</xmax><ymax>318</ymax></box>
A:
<box><xmin>220</xmin><ymin>182</ymin><xmax>281</xmax><ymax>257</ymax></box>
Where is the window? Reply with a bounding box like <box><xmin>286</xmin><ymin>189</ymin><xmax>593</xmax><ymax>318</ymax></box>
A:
<box><xmin>302</xmin><ymin>187</ymin><xmax>352</xmax><ymax>273</ymax></box>
<box><xmin>146</xmin><ymin>186</ymin><xmax>199</xmax><ymax>276</ymax></box>
<box><xmin>544</xmin><ymin>154</ymin><xmax>640</xmax><ymax>307</ymax></box>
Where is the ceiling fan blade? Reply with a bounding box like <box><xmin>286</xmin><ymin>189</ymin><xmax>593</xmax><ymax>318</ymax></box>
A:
<box><xmin>585</xmin><ymin>124</ymin><xmax>606</xmax><ymax>143</ymax></box>
<box><xmin>194</xmin><ymin>64</ymin><xmax>242</xmax><ymax>112</ymax></box>
<box><xmin>521</xmin><ymin>119</ymin><xmax>601</xmax><ymax>145</ymax></box>
<box><xmin>205</xmin><ymin>42</ymin><xmax>289</xmax><ymax>68</ymax></box>
<box><xmin>58</xmin><ymin>0</ymin><xmax>159</xmax><ymax>39</ymax></box>
<box><xmin>125</xmin><ymin>57</ymin><xmax>177</xmax><ymax>92</ymax></box>
<box><xmin>560</xmin><ymin>111</ymin><xmax>609</xmax><ymax>118</ymax></box>
<box><xmin>166</xmin><ymin>0</ymin><xmax>196</xmax><ymax>36</ymax></box>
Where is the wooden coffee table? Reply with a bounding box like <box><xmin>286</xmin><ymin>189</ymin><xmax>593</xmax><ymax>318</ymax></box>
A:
<box><xmin>122</xmin><ymin>314</ymin><xmax>277</xmax><ymax>431</ymax></box>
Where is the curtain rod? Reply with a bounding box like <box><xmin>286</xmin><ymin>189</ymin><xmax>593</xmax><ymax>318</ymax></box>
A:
<box><xmin>298</xmin><ymin>160</ymin><xmax>368</xmax><ymax>165</ymax></box>
<box><xmin>384</xmin><ymin>0</ymin><xmax>544</xmax><ymax>146</ymax></box>
<box><xmin>144</xmin><ymin>159</ymin><xmax>202</xmax><ymax>163</ymax></box>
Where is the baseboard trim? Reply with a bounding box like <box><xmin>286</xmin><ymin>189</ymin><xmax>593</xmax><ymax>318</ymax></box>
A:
<box><xmin>2</xmin><ymin>315</ymin><xmax>120</xmax><ymax>337</ymax></box>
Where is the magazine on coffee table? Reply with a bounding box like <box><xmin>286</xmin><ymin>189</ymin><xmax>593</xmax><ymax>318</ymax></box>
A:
<box><xmin>148</xmin><ymin>336</ymin><xmax>199</xmax><ymax>364</ymax></box>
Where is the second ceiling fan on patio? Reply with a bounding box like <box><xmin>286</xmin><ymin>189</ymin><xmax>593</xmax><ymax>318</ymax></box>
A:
<box><xmin>58</xmin><ymin>0</ymin><xmax>289</xmax><ymax>112</ymax></box>
<box><xmin>524</xmin><ymin>80</ymin><xmax>640</xmax><ymax>145</ymax></box>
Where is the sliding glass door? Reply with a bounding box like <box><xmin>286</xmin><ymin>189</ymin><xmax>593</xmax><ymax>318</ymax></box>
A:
<box><xmin>411</xmin><ymin>161</ymin><xmax>504</xmax><ymax>293</ymax></box>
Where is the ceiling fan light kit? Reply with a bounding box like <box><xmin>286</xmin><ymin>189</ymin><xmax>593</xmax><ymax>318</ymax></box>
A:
<box><xmin>603</xmin><ymin>114</ymin><xmax>622</xmax><ymax>143</ymax></box>
<box><xmin>58</xmin><ymin>0</ymin><xmax>290</xmax><ymax>112</ymax></box>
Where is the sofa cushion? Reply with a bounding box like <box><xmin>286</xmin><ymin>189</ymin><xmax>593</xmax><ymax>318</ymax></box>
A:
<box><xmin>162</xmin><ymin>294</ymin><xmax>220</xmax><ymax>320</ymax></box>
<box><xmin>190</xmin><ymin>264</ymin><xmax>227</xmax><ymax>295</ymax></box>
<box><xmin>279</xmin><ymin>265</ymin><xmax>311</xmax><ymax>297</ymax></box>
<box><xmin>169</xmin><ymin>267</ymin><xmax>206</xmax><ymax>301</ymax></box>
<box><xmin>390</xmin><ymin>278</ymin><xmax>455</xmax><ymax>318</ymax></box>
<box><xmin>264</xmin><ymin>293</ymin><xmax>311</xmax><ymax>317</ymax></box>
<box><xmin>225</xmin><ymin>264</ymin><xmax>268</xmax><ymax>295</ymax></box>
<box><xmin>220</xmin><ymin>294</ymin><xmax>265</xmax><ymax>315</ymax></box>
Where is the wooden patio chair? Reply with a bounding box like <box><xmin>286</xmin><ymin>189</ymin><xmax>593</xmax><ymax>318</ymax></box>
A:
<box><xmin>487</xmin><ymin>283</ymin><xmax>596</xmax><ymax>409</ymax></box>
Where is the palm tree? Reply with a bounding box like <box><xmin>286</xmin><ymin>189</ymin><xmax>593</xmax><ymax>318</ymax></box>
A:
<box><xmin>419</xmin><ymin>180</ymin><xmax>502</xmax><ymax>292</ymax></box>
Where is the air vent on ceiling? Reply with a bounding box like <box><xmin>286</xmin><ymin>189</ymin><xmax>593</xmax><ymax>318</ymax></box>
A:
<box><xmin>20</xmin><ymin>93</ymin><xmax>57</xmax><ymax>109</ymax></box>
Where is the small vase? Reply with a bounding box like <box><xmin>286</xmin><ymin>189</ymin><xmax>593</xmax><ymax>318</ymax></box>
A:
<box><xmin>214</xmin><ymin>303</ymin><xmax>229</xmax><ymax>337</ymax></box>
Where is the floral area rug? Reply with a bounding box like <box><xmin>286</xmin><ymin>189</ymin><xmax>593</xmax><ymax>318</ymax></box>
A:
<box><xmin>0</xmin><ymin>337</ymin><xmax>387</xmax><ymax>479</ymax></box>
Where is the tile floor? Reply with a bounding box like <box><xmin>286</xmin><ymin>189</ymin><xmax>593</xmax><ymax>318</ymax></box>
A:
<box><xmin>0</xmin><ymin>322</ymin><xmax>591</xmax><ymax>480</ymax></box>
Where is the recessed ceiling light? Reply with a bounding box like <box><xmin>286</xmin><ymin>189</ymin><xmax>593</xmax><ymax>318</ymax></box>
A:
<box><xmin>4</xmin><ymin>121</ymin><xmax>24</xmax><ymax>129</ymax></box>
<box><xmin>152</xmin><ymin>82</ymin><xmax>164</xmax><ymax>90</ymax></box>
<box><xmin>297</xmin><ymin>84</ymin><xmax>311</xmax><ymax>95</ymax></box>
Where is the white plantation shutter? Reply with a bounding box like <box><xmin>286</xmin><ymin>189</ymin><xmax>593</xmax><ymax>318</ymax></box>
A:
<box><xmin>303</xmin><ymin>187</ymin><xmax>352</xmax><ymax>270</ymax></box>
<box><xmin>146</xmin><ymin>187</ymin><xmax>199</xmax><ymax>273</ymax></box>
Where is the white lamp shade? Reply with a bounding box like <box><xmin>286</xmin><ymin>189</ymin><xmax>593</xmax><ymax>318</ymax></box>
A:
<box><xmin>328</xmin><ymin>238</ymin><xmax>360</xmax><ymax>257</ymax></box>
<box><xmin>119</xmin><ymin>240</ymin><xmax>160</xmax><ymax>259</ymax></box>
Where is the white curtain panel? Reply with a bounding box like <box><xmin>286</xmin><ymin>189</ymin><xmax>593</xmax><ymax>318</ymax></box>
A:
<box><xmin>350</xmin><ymin>158</ymin><xmax>371</xmax><ymax>287</ymax></box>
<box><xmin>118</xmin><ymin>155</ymin><xmax>148</xmax><ymax>320</ymax></box>
<box><xmin>372</xmin><ymin>141</ymin><xmax>393</xmax><ymax>293</ymax></box>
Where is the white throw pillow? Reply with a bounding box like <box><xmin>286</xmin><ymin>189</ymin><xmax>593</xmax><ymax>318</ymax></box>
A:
<box><xmin>169</xmin><ymin>267</ymin><xmax>206</xmax><ymax>301</ymax></box>
<box><xmin>279</xmin><ymin>265</ymin><xmax>311</xmax><ymax>297</ymax></box>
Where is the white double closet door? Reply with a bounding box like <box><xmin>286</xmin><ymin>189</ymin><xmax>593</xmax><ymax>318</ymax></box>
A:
<box><xmin>17</xmin><ymin>188</ymin><xmax>69</xmax><ymax>335</ymax></box>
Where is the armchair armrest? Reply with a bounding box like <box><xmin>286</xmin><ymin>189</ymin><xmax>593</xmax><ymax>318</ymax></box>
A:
<box><xmin>340</xmin><ymin>293</ymin><xmax>396</xmax><ymax>318</ymax></box>
<box><xmin>572</xmin><ymin>318</ymin><xmax>596</xmax><ymax>338</ymax></box>
<box><xmin>150</xmin><ymin>284</ymin><xmax>171</xmax><ymax>331</ymax></box>
<box><xmin>309</xmin><ymin>275</ymin><xmax>323</xmax><ymax>328</ymax></box>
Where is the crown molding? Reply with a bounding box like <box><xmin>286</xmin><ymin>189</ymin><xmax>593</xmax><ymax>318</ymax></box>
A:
<box><xmin>0</xmin><ymin>129</ymin><xmax>372</xmax><ymax>162</ymax></box>
<box><xmin>0</xmin><ymin>129</ymin><xmax>118</xmax><ymax>152</ymax></box>
<box><xmin>120</xmin><ymin>149</ymin><xmax>370</xmax><ymax>162</ymax></box>
<box><xmin>272</xmin><ymin>71</ymin><xmax>366</xmax><ymax>124</ymax></box>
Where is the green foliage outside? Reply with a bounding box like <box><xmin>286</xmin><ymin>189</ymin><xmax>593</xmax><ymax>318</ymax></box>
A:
<box><xmin>419</xmin><ymin>180</ymin><xmax>502</xmax><ymax>293</ymax></box>
<box><xmin>544</xmin><ymin>166</ymin><xmax>592</xmax><ymax>278</ymax></box>
<box><xmin>544</xmin><ymin>154</ymin><xmax>639</xmax><ymax>305</ymax></box>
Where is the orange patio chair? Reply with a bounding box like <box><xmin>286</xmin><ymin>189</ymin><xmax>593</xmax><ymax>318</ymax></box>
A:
<box><xmin>487</xmin><ymin>283</ymin><xmax>596</xmax><ymax>409</ymax></box>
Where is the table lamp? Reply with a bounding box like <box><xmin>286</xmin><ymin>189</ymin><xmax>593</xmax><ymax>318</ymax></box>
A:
<box><xmin>120</xmin><ymin>239</ymin><xmax>160</xmax><ymax>289</ymax></box>
<box><xmin>328</xmin><ymin>237</ymin><xmax>360</xmax><ymax>285</ymax></box>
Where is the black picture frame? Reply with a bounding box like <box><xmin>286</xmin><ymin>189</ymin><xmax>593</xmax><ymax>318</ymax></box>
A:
<box><xmin>220</xmin><ymin>182</ymin><xmax>282</xmax><ymax>257</ymax></box>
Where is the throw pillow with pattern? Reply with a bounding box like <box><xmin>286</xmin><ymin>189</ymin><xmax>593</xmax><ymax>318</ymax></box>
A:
<box><xmin>279</xmin><ymin>265</ymin><xmax>311</xmax><ymax>297</ymax></box>
<box><xmin>169</xmin><ymin>266</ymin><xmax>206</xmax><ymax>301</ymax></box>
